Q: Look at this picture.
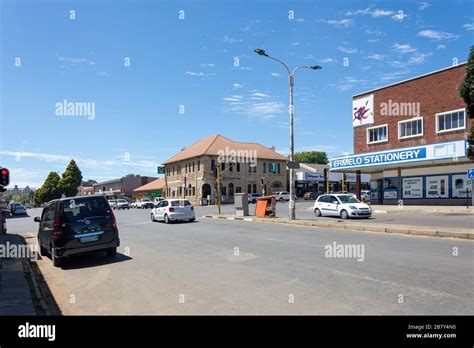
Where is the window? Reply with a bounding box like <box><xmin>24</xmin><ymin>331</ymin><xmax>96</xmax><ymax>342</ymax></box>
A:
<box><xmin>399</xmin><ymin>117</ymin><xmax>423</xmax><ymax>139</ymax></box>
<box><xmin>192</xmin><ymin>186</ymin><xmax>195</xmax><ymax>196</ymax></box>
<box><xmin>253</xmin><ymin>165</ymin><xmax>256</xmax><ymax>173</ymax></box>
<box><xmin>236</xmin><ymin>163</ymin><xmax>240</xmax><ymax>172</ymax></box>
<box><xmin>277</xmin><ymin>163</ymin><xmax>281</xmax><ymax>174</ymax></box>
<box><xmin>253</xmin><ymin>184</ymin><xmax>257</xmax><ymax>193</ymax></box>
<box><xmin>229</xmin><ymin>183</ymin><xmax>234</xmax><ymax>196</ymax></box>
<box><xmin>211</xmin><ymin>159</ymin><xmax>215</xmax><ymax>172</ymax></box>
<box><xmin>248</xmin><ymin>164</ymin><xmax>252</xmax><ymax>173</ymax></box>
<box><xmin>221</xmin><ymin>162</ymin><xmax>225</xmax><ymax>171</ymax></box>
<box><xmin>229</xmin><ymin>163</ymin><xmax>233</xmax><ymax>172</ymax></box>
<box><xmin>437</xmin><ymin>109</ymin><xmax>465</xmax><ymax>133</ymax></box>
<box><xmin>247</xmin><ymin>184</ymin><xmax>251</xmax><ymax>193</ymax></box>
<box><xmin>367</xmin><ymin>124</ymin><xmax>388</xmax><ymax>144</ymax></box>
<box><xmin>236</xmin><ymin>186</ymin><xmax>242</xmax><ymax>193</ymax></box>
<box><xmin>197</xmin><ymin>160</ymin><xmax>200</xmax><ymax>171</ymax></box>
<box><xmin>263</xmin><ymin>162</ymin><xmax>266</xmax><ymax>173</ymax></box>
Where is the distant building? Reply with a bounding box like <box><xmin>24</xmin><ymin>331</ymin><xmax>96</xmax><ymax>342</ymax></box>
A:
<box><xmin>133</xmin><ymin>177</ymin><xmax>166</xmax><ymax>198</ymax></box>
<box><xmin>77</xmin><ymin>185</ymin><xmax>94</xmax><ymax>196</ymax></box>
<box><xmin>93</xmin><ymin>175</ymin><xmax>158</xmax><ymax>198</ymax></box>
<box><xmin>162</xmin><ymin>134</ymin><xmax>288</xmax><ymax>205</ymax></box>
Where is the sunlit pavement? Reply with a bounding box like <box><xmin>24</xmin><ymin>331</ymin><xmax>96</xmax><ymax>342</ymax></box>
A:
<box><xmin>6</xmin><ymin>207</ymin><xmax>474</xmax><ymax>315</ymax></box>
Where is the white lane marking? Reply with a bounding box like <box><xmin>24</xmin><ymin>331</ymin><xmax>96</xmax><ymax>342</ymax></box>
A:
<box><xmin>329</xmin><ymin>269</ymin><xmax>461</xmax><ymax>299</ymax></box>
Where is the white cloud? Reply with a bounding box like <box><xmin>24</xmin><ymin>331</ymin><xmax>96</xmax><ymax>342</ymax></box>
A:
<box><xmin>223</xmin><ymin>35</ymin><xmax>243</xmax><ymax>43</ymax></box>
<box><xmin>391</xmin><ymin>12</ymin><xmax>407</xmax><ymax>21</ymax></box>
<box><xmin>200</xmin><ymin>63</ymin><xmax>215</xmax><ymax>67</ymax></box>
<box><xmin>418</xmin><ymin>2</ymin><xmax>430</xmax><ymax>10</ymax></box>
<box><xmin>418</xmin><ymin>30</ymin><xmax>459</xmax><ymax>40</ymax></box>
<box><xmin>390</xmin><ymin>52</ymin><xmax>432</xmax><ymax>67</ymax></box>
<box><xmin>271</xmin><ymin>72</ymin><xmax>280</xmax><ymax>77</ymax></box>
<box><xmin>304</xmin><ymin>54</ymin><xmax>315</xmax><ymax>60</ymax></box>
<box><xmin>291</xmin><ymin>42</ymin><xmax>300</xmax><ymax>46</ymax></box>
<box><xmin>337</xmin><ymin>46</ymin><xmax>357</xmax><ymax>54</ymax></box>
<box><xmin>221</xmin><ymin>90</ymin><xmax>285</xmax><ymax>119</ymax></box>
<box><xmin>463</xmin><ymin>23</ymin><xmax>474</xmax><ymax>31</ymax></box>
<box><xmin>321</xmin><ymin>19</ymin><xmax>354</xmax><ymax>28</ymax></box>
<box><xmin>345</xmin><ymin>7</ymin><xmax>394</xmax><ymax>18</ymax></box>
<box><xmin>318</xmin><ymin>58</ymin><xmax>336</xmax><ymax>63</ymax></box>
<box><xmin>392</xmin><ymin>43</ymin><xmax>417</xmax><ymax>54</ymax></box>
<box><xmin>367</xmin><ymin>54</ymin><xmax>385</xmax><ymax>60</ymax></box>
<box><xmin>233</xmin><ymin>83</ymin><xmax>243</xmax><ymax>89</ymax></box>
<box><xmin>436</xmin><ymin>44</ymin><xmax>446</xmax><ymax>50</ymax></box>
<box><xmin>185</xmin><ymin>71</ymin><xmax>215</xmax><ymax>77</ymax></box>
<box><xmin>59</xmin><ymin>57</ymin><xmax>96</xmax><ymax>65</ymax></box>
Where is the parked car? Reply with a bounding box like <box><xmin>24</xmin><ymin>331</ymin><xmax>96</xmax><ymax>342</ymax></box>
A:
<box><xmin>303</xmin><ymin>191</ymin><xmax>321</xmax><ymax>200</ymax></box>
<box><xmin>10</xmin><ymin>202</ymin><xmax>27</xmax><ymax>215</ymax></box>
<box><xmin>153</xmin><ymin>197</ymin><xmax>165</xmax><ymax>205</ymax></box>
<box><xmin>107</xmin><ymin>199</ymin><xmax>117</xmax><ymax>209</ymax></box>
<box><xmin>248</xmin><ymin>193</ymin><xmax>262</xmax><ymax>204</ymax></box>
<box><xmin>313</xmin><ymin>194</ymin><xmax>372</xmax><ymax>219</ymax></box>
<box><xmin>150</xmin><ymin>199</ymin><xmax>195</xmax><ymax>223</ymax></box>
<box><xmin>273</xmin><ymin>191</ymin><xmax>291</xmax><ymax>202</ymax></box>
<box><xmin>34</xmin><ymin>195</ymin><xmax>120</xmax><ymax>267</ymax></box>
<box><xmin>24</xmin><ymin>203</ymin><xmax>31</xmax><ymax>209</ymax></box>
<box><xmin>115</xmin><ymin>199</ymin><xmax>130</xmax><ymax>210</ymax></box>
<box><xmin>136</xmin><ymin>198</ymin><xmax>154</xmax><ymax>209</ymax></box>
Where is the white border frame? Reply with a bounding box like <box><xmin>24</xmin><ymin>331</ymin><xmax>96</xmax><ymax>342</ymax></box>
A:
<box><xmin>436</xmin><ymin>108</ymin><xmax>466</xmax><ymax>134</ymax></box>
<box><xmin>398</xmin><ymin>117</ymin><xmax>424</xmax><ymax>140</ymax></box>
<box><xmin>366</xmin><ymin>124</ymin><xmax>389</xmax><ymax>145</ymax></box>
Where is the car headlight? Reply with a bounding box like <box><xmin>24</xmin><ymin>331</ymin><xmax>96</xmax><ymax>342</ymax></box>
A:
<box><xmin>348</xmin><ymin>205</ymin><xmax>358</xmax><ymax>210</ymax></box>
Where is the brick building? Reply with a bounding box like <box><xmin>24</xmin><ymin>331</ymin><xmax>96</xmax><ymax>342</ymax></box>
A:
<box><xmin>330</xmin><ymin>63</ymin><xmax>473</xmax><ymax>205</ymax></box>
<box><xmin>162</xmin><ymin>134</ymin><xmax>288</xmax><ymax>205</ymax></box>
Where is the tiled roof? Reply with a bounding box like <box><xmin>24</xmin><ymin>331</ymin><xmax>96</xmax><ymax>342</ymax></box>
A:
<box><xmin>133</xmin><ymin>177</ymin><xmax>166</xmax><ymax>192</ymax></box>
<box><xmin>162</xmin><ymin>134</ymin><xmax>287</xmax><ymax>164</ymax></box>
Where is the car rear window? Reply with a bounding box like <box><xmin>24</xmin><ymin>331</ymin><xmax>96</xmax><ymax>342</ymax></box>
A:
<box><xmin>170</xmin><ymin>200</ymin><xmax>191</xmax><ymax>206</ymax></box>
<box><xmin>59</xmin><ymin>197</ymin><xmax>109</xmax><ymax>223</ymax></box>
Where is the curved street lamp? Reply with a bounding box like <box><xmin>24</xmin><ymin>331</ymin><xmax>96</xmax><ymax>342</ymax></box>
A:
<box><xmin>254</xmin><ymin>48</ymin><xmax>322</xmax><ymax>220</ymax></box>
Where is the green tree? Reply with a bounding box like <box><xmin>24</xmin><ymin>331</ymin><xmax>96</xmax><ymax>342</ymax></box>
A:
<box><xmin>59</xmin><ymin>160</ymin><xmax>83</xmax><ymax>197</ymax></box>
<box><xmin>293</xmin><ymin>151</ymin><xmax>328</xmax><ymax>164</ymax></box>
<box><xmin>82</xmin><ymin>179</ymin><xmax>97</xmax><ymax>186</ymax></box>
<box><xmin>33</xmin><ymin>188</ymin><xmax>43</xmax><ymax>206</ymax></box>
<box><xmin>459</xmin><ymin>46</ymin><xmax>474</xmax><ymax>159</ymax></box>
<box><xmin>38</xmin><ymin>172</ymin><xmax>62</xmax><ymax>203</ymax></box>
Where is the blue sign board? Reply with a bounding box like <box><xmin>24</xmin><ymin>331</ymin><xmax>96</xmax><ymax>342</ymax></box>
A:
<box><xmin>468</xmin><ymin>168</ymin><xmax>474</xmax><ymax>179</ymax></box>
<box><xmin>330</xmin><ymin>140</ymin><xmax>466</xmax><ymax>171</ymax></box>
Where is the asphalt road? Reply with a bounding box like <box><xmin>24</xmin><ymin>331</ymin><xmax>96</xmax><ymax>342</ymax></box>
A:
<box><xmin>7</xmin><ymin>207</ymin><xmax>474</xmax><ymax>315</ymax></box>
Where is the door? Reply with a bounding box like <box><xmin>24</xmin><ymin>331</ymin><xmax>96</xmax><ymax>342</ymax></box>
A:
<box><xmin>39</xmin><ymin>204</ymin><xmax>55</xmax><ymax>247</ymax></box>
<box><xmin>325</xmin><ymin>195</ymin><xmax>340</xmax><ymax>216</ymax></box>
<box><xmin>157</xmin><ymin>201</ymin><xmax>168</xmax><ymax>220</ymax></box>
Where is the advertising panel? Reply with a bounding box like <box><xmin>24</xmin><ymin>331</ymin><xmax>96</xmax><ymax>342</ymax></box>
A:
<box><xmin>402</xmin><ymin>177</ymin><xmax>423</xmax><ymax>199</ymax></box>
<box><xmin>452</xmin><ymin>174</ymin><xmax>472</xmax><ymax>198</ymax></box>
<box><xmin>425</xmin><ymin>175</ymin><xmax>449</xmax><ymax>198</ymax></box>
<box><xmin>352</xmin><ymin>94</ymin><xmax>374</xmax><ymax>127</ymax></box>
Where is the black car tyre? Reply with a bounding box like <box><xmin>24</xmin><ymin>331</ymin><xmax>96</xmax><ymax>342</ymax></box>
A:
<box><xmin>279</xmin><ymin>198</ymin><xmax>284</xmax><ymax>202</ymax></box>
<box><xmin>189</xmin><ymin>218</ymin><xmax>195</xmax><ymax>222</ymax></box>
<box><xmin>106</xmin><ymin>248</ymin><xmax>117</xmax><ymax>258</ymax></box>
<box><xmin>164</xmin><ymin>214</ymin><xmax>170</xmax><ymax>224</ymax></box>
<box><xmin>340</xmin><ymin>209</ymin><xmax>349</xmax><ymax>219</ymax></box>
<box><xmin>151</xmin><ymin>213</ymin><xmax>156</xmax><ymax>222</ymax></box>
<box><xmin>314</xmin><ymin>208</ymin><xmax>322</xmax><ymax>217</ymax></box>
<box><xmin>38</xmin><ymin>237</ymin><xmax>47</xmax><ymax>256</ymax></box>
<box><xmin>51</xmin><ymin>246</ymin><xmax>62</xmax><ymax>268</ymax></box>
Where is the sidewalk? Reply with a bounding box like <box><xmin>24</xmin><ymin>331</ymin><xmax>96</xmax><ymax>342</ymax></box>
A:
<box><xmin>203</xmin><ymin>214</ymin><xmax>474</xmax><ymax>240</ymax></box>
<box><xmin>0</xmin><ymin>234</ymin><xmax>37</xmax><ymax>315</ymax></box>
<box><xmin>371</xmin><ymin>204</ymin><xmax>474</xmax><ymax>215</ymax></box>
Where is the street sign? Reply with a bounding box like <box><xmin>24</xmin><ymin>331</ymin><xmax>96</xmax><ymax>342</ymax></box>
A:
<box><xmin>157</xmin><ymin>166</ymin><xmax>165</xmax><ymax>175</ymax></box>
<box><xmin>468</xmin><ymin>168</ymin><xmax>474</xmax><ymax>179</ymax></box>
<box><xmin>287</xmin><ymin>161</ymin><xmax>300</xmax><ymax>169</ymax></box>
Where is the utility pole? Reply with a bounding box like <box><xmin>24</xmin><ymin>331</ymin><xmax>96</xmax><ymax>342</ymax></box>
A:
<box><xmin>254</xmin><ymin>48</ymin><xmax>321</xmax><ymax>220</ymax></box>
<box><xmin>217</xmin><ymin>166</ymin><xmax>221</xmax><ymax>215</ymax></box>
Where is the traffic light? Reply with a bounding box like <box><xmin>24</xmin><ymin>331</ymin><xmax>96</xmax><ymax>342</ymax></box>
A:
<box><xmin>0</xmin><ymin>168</ymin><xmax>9</xmax><ymax>186</ymax></box>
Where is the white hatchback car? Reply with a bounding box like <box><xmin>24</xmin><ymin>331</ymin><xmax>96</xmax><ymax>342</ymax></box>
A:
<box><xmin>151</xmin><ymin>199</ymin><xmax>195</xmax><ymax>223</ymax></box>
<box><xmin>313</xmin><ymin>194</ymin><xmax>372</xmax><ymax>219</ymax></box>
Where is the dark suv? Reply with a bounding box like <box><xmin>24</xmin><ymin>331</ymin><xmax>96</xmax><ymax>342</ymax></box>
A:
<box><xmin>34</xmin><ymin>195</ymin><xmax>120</xmax><ymax>267</ymax></box>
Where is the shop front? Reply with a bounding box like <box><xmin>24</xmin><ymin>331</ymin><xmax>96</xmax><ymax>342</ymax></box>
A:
<box><xmin>330</xmin><ymin>140</ymin><xmax>472</xmax><ymax>205</ymax></box>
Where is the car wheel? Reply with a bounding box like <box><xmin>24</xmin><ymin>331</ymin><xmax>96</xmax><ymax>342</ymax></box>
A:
<box><xmin>106</xmin><ymin>248</ymin><xmax>117</xmax><ymax>258</ymax></box>
<box><xmin>38</xmin><ymin>237</ymin><xmax>47</xmax><ymax>256</ymax></box>
<box><xmin>50</xmin><ymin>245</ymin><xmax>62</xmax><ymax>268</ymax></box>
<box><xmin>252</xmin><ymin>199</ymin><xmax>256</xmax><ymax>204</ymax></box>
<box><xmin>151</xmin><ymin>213</ymin><xmax>157</xmax><ymax>222</ymax></box>
<box><xmin>189</xmin><ymin>218</ymin><xmax>195</xmax><ymax>222</ymax></box>
<box><xmin>314</xmin><ymin>208</ymin><xmax>322</xmax><ymax>217</ymax></box>
<box><xmin>279</xmin><ymin>198</ymin><xmax>283</xmax><ymax>202</ymax></box>
<box><xmin>340</xmin><ymin>209</ymin><xmax>349</xmax><ymax>219</ymax></box>
<box><xmin>164</xmin><ymin>214</ymin><xmax>170</xmax><ymax>224</ymax></box>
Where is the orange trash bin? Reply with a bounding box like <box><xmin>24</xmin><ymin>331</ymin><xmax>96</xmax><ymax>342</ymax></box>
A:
<box><xmin>255</xmin><ymin>195</ymin><xmax>276</xmax><ymax>218</ymax></box>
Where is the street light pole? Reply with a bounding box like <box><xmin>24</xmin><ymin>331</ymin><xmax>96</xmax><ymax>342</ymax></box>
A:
<box><xmin>254</xmin><ymin>48</ymin><xmax>321</xmax><ymax>220</ymax></box>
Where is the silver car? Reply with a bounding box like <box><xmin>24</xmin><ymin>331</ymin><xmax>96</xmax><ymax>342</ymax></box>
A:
<box><xmin>150</xmin><ymin>199</ymin><xmax>195</xmax><ymax>223</ymax></box>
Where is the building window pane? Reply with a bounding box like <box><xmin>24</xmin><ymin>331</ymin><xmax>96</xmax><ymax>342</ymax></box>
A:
<box><xmin>459</xmin><ymin>112</ymin><xmax>465</xmax><ymax>127</ymax></box>
<box><xmin>438</xmin><ymin>116</ymin><xmax>445</xmax><ymax>131</ymax></box>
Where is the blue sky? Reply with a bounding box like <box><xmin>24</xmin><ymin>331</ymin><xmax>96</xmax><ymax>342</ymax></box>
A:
<box><xmin>1</xmin><ymin>0</ymin><xmax>473</xmax><ymax>187</ymax></box>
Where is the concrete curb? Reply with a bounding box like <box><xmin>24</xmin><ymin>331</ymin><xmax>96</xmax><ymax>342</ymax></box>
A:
<box><xmin>202</xmin><ymin>215</ymin><xmax>474</xmax><ymax>240</ymax></box>
<box><xmin>17</xmin><ymin>235</ymin><xmax>52</xmax><ymax>316</ymax></box>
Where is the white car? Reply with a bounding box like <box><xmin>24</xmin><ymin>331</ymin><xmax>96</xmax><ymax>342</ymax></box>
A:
<box><xmin>10</xmin><ymin>202</ymin><xmax>27</xmax><ymax>215</ymax></box>
<box><xmin>108</xmin><ymin>199</ymin><xmax>117</xmax><ymax>209</ymax></box>
<box><xmin>273</xmin><ymin>191</ymin><xmax>292</xmax><ymax>202</ymax></box>
<box><xmin>136</xmin><ymin>198</ymin><xmax>154</xmax><ymax>209</ymax></box>
<box><xmin>313</xmin><ymin>194</ymin><xmax>372</xmax><ymax>219</ymax></box>
<box><xmin>153</xmin><ymin>197</ymin><xmax>165</xmax><ymax>205</ymax></box>
<box><xmin>150</xmin><ymin>199</ymin><xmax>195</xmax><ymax>223</ymax></box>
<box><xmin>115</xmin><ymin>199</ymin><xmax>130</xmax><ymax>209</ymax></box>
